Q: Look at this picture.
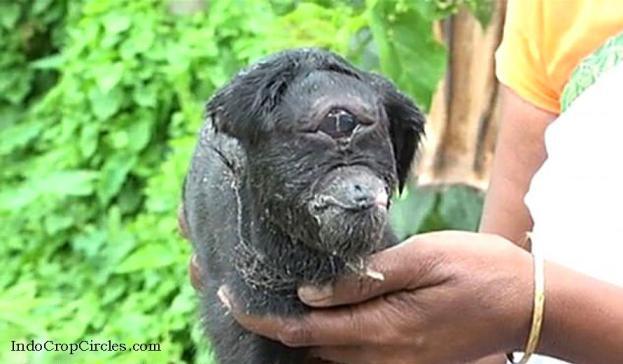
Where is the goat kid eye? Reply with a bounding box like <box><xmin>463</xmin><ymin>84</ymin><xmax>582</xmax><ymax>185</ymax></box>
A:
<box><xmin>318</xmin><ymin>109</ymin><xmax>359</xmax><ymax>138</ymax></box>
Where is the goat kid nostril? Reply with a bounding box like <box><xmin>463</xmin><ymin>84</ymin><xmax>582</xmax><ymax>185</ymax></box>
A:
<box><xmin>350</xmin><ymin>184</ymin><xmax>388</xmax><ymax>210</ymax></box>
<box><xmin>351</xmin><ymin>184</ymin><xmax>371</xmax><ymax>204</ymax></box>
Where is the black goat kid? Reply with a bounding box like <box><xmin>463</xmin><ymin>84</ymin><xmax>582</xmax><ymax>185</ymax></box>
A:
<box><xmin>181</xmin><ymin>48</ymin><xmax>425</xmax><ymax>364</ymax></box>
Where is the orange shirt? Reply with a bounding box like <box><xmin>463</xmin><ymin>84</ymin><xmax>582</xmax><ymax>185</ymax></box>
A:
<box><xmin>496</xmin><ymin>0</ymin><xmax>623</xmax><ymax>113</ymax></box>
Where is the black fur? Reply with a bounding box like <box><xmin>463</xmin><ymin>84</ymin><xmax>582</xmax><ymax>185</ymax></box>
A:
<box><xmin>182</xmin><ymin>48</ymin><xmax>425</xmax><ymax>364</ymax></box>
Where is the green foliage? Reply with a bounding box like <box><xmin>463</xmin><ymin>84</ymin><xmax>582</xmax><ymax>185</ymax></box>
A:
<box><xmin>368</xmin><ymin>0</ymin><xmax>447</xmax><ymax>108</ymax></box>
<box><xmin>0</xmin><ymin>0</ymin><xmax>491</xmax><ymax>362</ymax></box>
<box><xmin>390</xmin><ymin>185</ymin><xmax>485</xmax><ymax>240</ymax></box>
<box><xmin>432</xmin><ymin>0</ymin><xmax>494</xmax><ymax>27</ymax></box>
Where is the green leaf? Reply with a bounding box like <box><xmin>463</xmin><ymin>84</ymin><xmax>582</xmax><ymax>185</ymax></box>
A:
<box><xmin>1</xmin><ymin>170</ymin><xmax>98</xmax><ymax>210</ymax></box>
<box><xmin>0</xmin><ymin>121</ymin><xmax>43</xmax><ymax>156</ymax></box>
<box><xmin>390</xmin><ymin>186</ymin><xmax>438</xmax><ymax>239</ymax></box>
<box><xmin>115</xmin><ymin>243</ymin><xmax>177</xmax><ymax>273</ymax></box>
<box><xmin>101</xmin><ymin>282</ymin><xmax>126</xmax><ymax>305</ymax></box>
<box><xmin>466</xmin><ymin>0</ymin><xmax>494</xmax><ymax>28</ymax></box>
<box><xmin>95</xmin><ymin>62</ymin><xmax>124</xmax><ymax>93</ymax></box>
<box><xmin>97</xmin><ymin>153</ymin><xmax>137</xmax><ymax>204</ymax></box>
<box><xmin>437</xmin><ymin>185</ymin><xmax>484</xmax><ymax>231</ymax></box>
<box><xmin>0</xmin><ymin>70</ymin><xmax>33</xmax><ymax>104</ymax></box>
<box><xmin>79</xmin><ymin>123</ymin><xmax>99</xmax><ymax>158</ymax></box>
<box><xmin>0</xmin><ymin>3</ymin><xmax>20</xmax><ymax>29</ymax></box>
<box><xmin>0</xmin><ymin>185</ymin><xmax>39</xmax><ymax>211</ymax></box>
<box><xmin>44</xmin><ymin>214</ymin><xmax>74</xmax><ymax>234</ymax></box>
<box><xmin>37</xmin><ymin>170</ymin><xmax>98</xmax><ymax>196</ymax></box>
<box><xmin>72</xmin><ymin>227</ymin><xmax>107</xmax><ymax>259</ymax></box>
<box><xmin>132</xmin><ymin>85</ymin><xmax>158</xmax><ymax>107</ymax></box>
<box><xmin>103</xmin><ymin>12</ymin><xmax>131</xmax><ymax>35</ymax></box>
<box><xmin>126</xmin><ymin>114</ymin><xmax>153</xmax><ymax>151</ymax></box>
<box><xmin>30</xmin><ymin>54</ymin><xmax>65</xmax><ymax>70</ymax></box>
<box><xmin>32</xmin><ymin>0</ymin><xmax>55</xmax><ymax>15</ymax></box>
<box><xmin>89</xmin><ymin>87</ymin><xmax>123</xmax><ymax>120</ymax></box>
<box><xmin>120</xmin><ymin>24</ymin><xmax>156</xmax><ymax>57</ymax></box>
<box><xmin>0</xmin><ymin>280</ymin><xmax>46</xmax><ymax>336</ymax></box>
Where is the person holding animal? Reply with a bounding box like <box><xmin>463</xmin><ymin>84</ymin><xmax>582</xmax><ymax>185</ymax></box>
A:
<box><xmin>184</xmin><ymin>1</ymin><xmax>623</xmax><ymax>363</ymax></box>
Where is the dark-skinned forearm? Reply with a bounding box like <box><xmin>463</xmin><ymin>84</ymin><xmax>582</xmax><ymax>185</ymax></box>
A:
<box><xmin>475</xmin><ymin>86</ymin><xmax>557</xmax><ymax>364</ymax></box>
<box><xmin>536</xmin><ymin>262</ymin><xmax>623</xmax><ymax>363</ymax></box>
<box><xmin>479</xmin><ymin>86</ymin><xmax>556</xmax><ymax>245</ymax></box>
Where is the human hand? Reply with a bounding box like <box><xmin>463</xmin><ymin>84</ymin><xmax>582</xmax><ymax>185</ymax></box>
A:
<box><xmin>219</xmin><ymin>231</ymin><xmax>534</xmax><ymax>364</ymax></box>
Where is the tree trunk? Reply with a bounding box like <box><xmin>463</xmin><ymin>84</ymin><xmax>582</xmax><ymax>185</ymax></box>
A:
<box><xmin>416</xmin><ymin>1</ymin><xmax>507</xmax><ymax>190</ymax></box>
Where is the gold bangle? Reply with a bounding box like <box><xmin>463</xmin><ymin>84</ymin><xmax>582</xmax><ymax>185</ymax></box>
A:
<box><xmin>508</xmin><ymin>234</ymin><xmax>545</xmax><ymax>364</ymax></box>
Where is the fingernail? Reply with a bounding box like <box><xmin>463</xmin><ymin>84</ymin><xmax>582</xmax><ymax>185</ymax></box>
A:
<box><xmin>217</xmin><ymin>286</ymin><xmax>232</xmax><ymax>310</ymax></box>
<box><xmin>298</xmin><ymin>284</ymin><xmax>333</xmax><ymax>303</ymax></box>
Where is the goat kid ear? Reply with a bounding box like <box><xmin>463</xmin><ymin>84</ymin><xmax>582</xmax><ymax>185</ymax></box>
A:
<box><xmin>370</xmin><ymin>74</ymin><xmax>425</xmax><ymax>191</ymax></box>
<box><xmin>205</xmin><ymin>56</ymin><xmax>299</xmax><ymax>144</ymax></box>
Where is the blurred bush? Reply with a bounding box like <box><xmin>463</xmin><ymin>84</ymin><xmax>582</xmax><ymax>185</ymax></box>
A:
<box><xmin>0</xmin><ymin>0</ymin><xmax>488</xmax><ymax>362</ymax></box>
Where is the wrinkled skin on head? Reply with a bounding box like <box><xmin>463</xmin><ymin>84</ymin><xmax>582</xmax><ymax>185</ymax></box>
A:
<box><xmin>208</xmin><ymin>48</ymin><xmax>424</xmax><ymax>260</ymax></box>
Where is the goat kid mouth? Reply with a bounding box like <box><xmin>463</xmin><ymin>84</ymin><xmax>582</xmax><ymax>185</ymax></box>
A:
<box><xmin>309</xmin><ymin>190</ymin><xmax>389</xmax><ymax>212</ymax></box>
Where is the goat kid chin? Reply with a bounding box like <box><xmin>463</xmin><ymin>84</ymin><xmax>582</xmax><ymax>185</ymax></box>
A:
<box><xmin>181</xmin><ymin>48</ymin><xmax>425</xmax><ymax>364</ymax></box>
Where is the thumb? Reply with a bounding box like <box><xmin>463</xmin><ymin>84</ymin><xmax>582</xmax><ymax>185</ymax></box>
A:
<box><xmin>298</xmin><ymin>233</ymin><xmax>445</xmax><ymax>307</ymax></box>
